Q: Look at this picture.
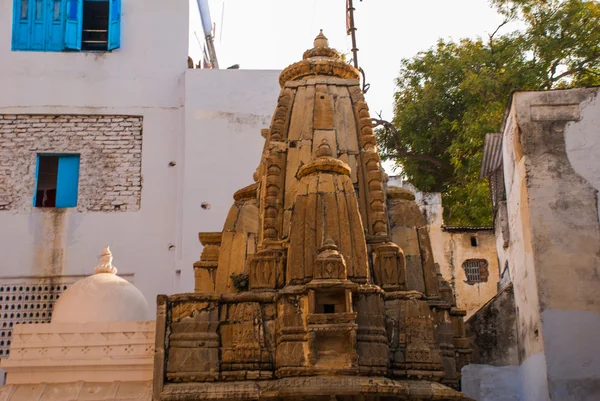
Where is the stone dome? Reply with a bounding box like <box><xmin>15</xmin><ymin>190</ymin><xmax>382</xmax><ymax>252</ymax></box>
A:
<box><xmin>52</xmin><ymin>246</ymin><xmax>149</xmax><ymax>323</ymax></box>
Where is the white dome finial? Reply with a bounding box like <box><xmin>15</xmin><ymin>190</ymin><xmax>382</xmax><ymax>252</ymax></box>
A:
<box><xmin>94</xmin><ymin>246</ymin><xmax>117</xmax><ymax>274</ymax></box>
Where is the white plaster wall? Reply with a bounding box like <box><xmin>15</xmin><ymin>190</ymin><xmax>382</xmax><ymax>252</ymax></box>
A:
<box><xmin>0</xmin><ymin>0</ymin><xmax>189</xmax><ymax>315</ymax></box>
<box><xmin>565</xmin><ymin>91</ymin><xmax>600</xmax><ymax>221</ymax></box>
<box><xmin>180</xmin><ymin>69</ymin><xmax>281</xmax><ymax>291</ymax></box>
<box><xmin>462</xmin><ymin>364</ymin><xmax>521</xmax><ymax>401</ymax></box>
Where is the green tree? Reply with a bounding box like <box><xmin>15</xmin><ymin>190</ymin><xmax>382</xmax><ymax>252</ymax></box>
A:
<box><xmin>377</xmin><ymin>0</ymin><xmax>600</xmax><ymax>226</ymax></box>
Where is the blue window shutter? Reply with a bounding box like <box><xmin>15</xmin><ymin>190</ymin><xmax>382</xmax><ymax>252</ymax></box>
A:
<box><xmin>12</xmin><ymin>0</ymin><xmax>32</xmax><ymax>50</ymax></box>
<box><xmin>64</xmin><ymin>0</ymin><xmax>82</xmax><ymax>50</ymax></box>
<box><xmin>30</xmin><ymin>0</ymin><xmax>45</xmax><ymax>50</ymax></box>
<box><xmin>55</xmin><ymin>155</ymin><xmax>80</xmax><ymax>208</ymax></box>
<box><xmin>107</xmin><ymin>0</ymin><xmax>120</xmax><ymax>50</ymax></box>
<box><xmin>47</xmin><ymin>0</ymin><xmax>65</xmax><ymax>51</ymax></box>
<box><xmin>32</xmin><ymin>155</ymin><xmax>41</xmax><ymax>207</ymax></box>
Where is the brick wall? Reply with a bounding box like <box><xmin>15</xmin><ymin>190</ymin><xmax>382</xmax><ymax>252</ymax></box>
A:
<box><xmin>0</xmin><ymin>115</ymin><xmax>143</xmax><ymax>212</ymax></box>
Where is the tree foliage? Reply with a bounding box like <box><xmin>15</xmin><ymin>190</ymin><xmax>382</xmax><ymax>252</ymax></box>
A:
<box><xmin>377</xmin><ymin>0</ymin><xmax>600</xmax><ymax>226</ymax></box>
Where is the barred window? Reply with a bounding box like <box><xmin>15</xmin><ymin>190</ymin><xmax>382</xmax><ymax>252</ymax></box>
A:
<box><xmin>463</xmin><ymin>259</ymin><xmax>489</xmax><ymax>284</ymax></box>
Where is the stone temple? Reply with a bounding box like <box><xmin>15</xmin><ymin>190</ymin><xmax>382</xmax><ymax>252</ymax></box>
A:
<box><xmin>153</xmin><ymin>32</ymin><xmax>472</xmax><ymax>401</ymax></box>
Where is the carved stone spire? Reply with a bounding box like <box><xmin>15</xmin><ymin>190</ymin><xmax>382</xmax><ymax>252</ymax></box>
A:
<box><xmin>279</xmin><ymin>30</ymin><xmax>360</xmax><ymax>86</ymax></box>
<box><xmin>94</xmin><ymin>246</ymin><xmax>117</xmax><ymax>274</ymax></box>
<box><xmin>155</xmin><ymin>34</ymin><xmax>472</xmax><ymax>401</ymax></box>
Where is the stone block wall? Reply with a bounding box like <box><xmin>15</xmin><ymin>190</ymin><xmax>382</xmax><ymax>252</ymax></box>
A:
<box><xmin>0</xmin><ymin>115</ymin><xmax>142</xmax><ymax>212</ymax></box>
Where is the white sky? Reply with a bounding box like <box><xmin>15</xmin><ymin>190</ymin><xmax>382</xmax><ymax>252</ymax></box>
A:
<box><xmin>192</xmin><ymin>1</ymin><xmax>510</xmax><ymax>174</ymax></box>
<box><xmin>206</xmin><ymin>0</ymin><xmax>508</xmax><ymax>120</ymax></box>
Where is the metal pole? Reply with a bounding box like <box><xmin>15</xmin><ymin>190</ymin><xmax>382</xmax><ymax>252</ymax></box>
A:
<box><xmin>347</xmin><ymin>0</ymin><xmax>359</xmax><ymax>69</ymax></box>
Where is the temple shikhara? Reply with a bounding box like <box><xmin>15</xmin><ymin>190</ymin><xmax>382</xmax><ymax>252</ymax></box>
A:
<box><xmin>153</xmin><ymin>32</ymin><xmax>472</xmax><ymax>401</ymax></box>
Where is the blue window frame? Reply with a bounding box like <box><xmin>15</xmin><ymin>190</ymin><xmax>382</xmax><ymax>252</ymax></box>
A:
<box><xmin>12</xmin><ymin>0</ymin><xmax>120</xmax><ymax>52</ymax></box>
<box><xmin>33</xmin><ymin>154</ymin><xmax>80</xmax><ymax>208</ymax></box>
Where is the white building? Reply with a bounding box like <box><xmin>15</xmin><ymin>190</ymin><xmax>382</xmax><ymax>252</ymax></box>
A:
<box><xmin>0</xmin><ymin>0</ymin><xmax>281</xmax><ymax>364</ymax></box>
<box><xmin>0</xmin><ymin>247</ymin><xmax>156</xmax><ymax>400</ymax></box>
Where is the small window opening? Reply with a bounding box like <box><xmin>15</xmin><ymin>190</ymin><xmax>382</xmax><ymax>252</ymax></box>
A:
<box><xmin>471</xmin><ymin>236</ymin><xmax>478</xmax><ymax>247</ymax></box>
<box><xmin>464</xmin><ymin>260</ymin><xmax>481</xmax><ymax>282</ymax></box>
<box><xmin>35</xmin><ymin>156</ymin><xmax>59</xmax><ymax>207</ymax></box>
<box><xmin>82</xmin><ymin>1</ymin><xmax>109</xmax><ymax>51</ymax></box>
<box><xmin>463</xmin><ymin>259</ymin><xmax>489</xmax><ymax>284</ymax></box>
<box><xmin>314</xmin><ymin>291</ymin><xmax>346</xmax><ymax>314</ymax></box>
<box><xmin>323</xmin><ymin>304</ymin><xmax>335</xmax><ymax>314</ymax></box>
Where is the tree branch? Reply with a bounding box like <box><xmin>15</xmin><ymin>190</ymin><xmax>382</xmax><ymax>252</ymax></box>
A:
<box><xmin>489</xmin><ymin>17</ymin><xmax>511</xmax><ymax>55</ymax></box>
<box><xmin>549</xmin><ymin>53</ymin><xmax>600</xmax><ymax>84</ymax></box>
<box><xmin>371</xmin><ymin>117</ymin><xmax>449</xmax><ymax>169</ymax></box>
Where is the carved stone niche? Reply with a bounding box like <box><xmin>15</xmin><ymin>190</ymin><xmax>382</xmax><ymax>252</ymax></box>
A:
<box><xmin>306</xmin><ymin>287</ymin><xmax>358</xmax><ymax>371</ymax></box>
<box><xmin>193</xmin><ymin>232</ymin><xmax>222</xmax><ymax>293</ymax></box>
<box><xmin>313</xmin><ymin>238</ymin><xmax>347</xmax><ymax>280</ymax></box>
<box><xmin>372</xmin><ymin>242</ymin><xmax>406</xmax><ymax>291</ymax></box>
<box><xmin>248</xmin><ymin>249</ymin><xmax>285</xmax><ymax>290</ymax></box>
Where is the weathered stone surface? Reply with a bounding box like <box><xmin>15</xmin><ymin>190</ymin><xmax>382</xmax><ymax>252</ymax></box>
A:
<box><xmin>154</xmin><ymin>32</ymin><xmax>471</xmax><ymax>401</ymax></box>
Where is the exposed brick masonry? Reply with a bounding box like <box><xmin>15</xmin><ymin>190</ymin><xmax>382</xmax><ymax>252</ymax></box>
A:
<box><xmin>0</xmin><ymin>115</ymin><xmax>142</xmax><ymax>212</ymax></box>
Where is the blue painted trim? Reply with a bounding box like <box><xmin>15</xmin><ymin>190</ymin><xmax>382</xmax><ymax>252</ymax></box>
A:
<box><xmin>55</xmin><ymin>154</ymin><xmax>80</xmax><ymax>208</ymax></box>
<box><xmin>107</xmin><ymin>0</ymin><xmax>120</xmax><ymax>50</ymax></box>
<box><xmin>47</xmin><ymin>0</ymin><xmax>66</xmax><ymax>51</ymax></box>
<box><xmin>12</xmin><ymin>0</ymin><xmax>33</xmax><ymax>50</ymax></box>
<box><xmin>64</xmin><ymin>0</ymin><xmax>82</xmax><ymax>50</ymax></box>
<box><xmin>32</xmin><ymin>154</ymin><xmax>40</xmax><ymax>207</ymax></box>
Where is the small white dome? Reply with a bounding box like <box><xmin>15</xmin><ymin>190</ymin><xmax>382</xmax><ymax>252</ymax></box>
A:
<box><xmin>52</xmin><ymin>247</ymin><xmax>149</xmax><ymax>323</ymax></box>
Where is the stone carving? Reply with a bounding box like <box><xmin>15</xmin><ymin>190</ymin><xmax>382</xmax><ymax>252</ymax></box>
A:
<box><xmin>313</xmin><ymin>238</ymin><xmax>347</xmax><ymax>280</ymax></box>
<box><xmin>372</xmin><ymin>242</ymin><xmax>406</xmax><ymax>291</ymax></box>
<box><xmin>153</xmin><ymin>32</ymin><xmax>471</xmax><ymax>400</ymax></box>
<box><xmin>193</xmin><ymin>233</ymin><xmax>222</xmax><ymax>293</ymax></box>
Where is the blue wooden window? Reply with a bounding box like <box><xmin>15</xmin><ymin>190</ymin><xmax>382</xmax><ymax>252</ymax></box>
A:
<box><xmin>107</xmin><ymin>0</ymin><xmax>120</xmax><ymax>50</ymax></box>
<box><xmin>64</xmin><ymin>0</ymin><xmax>82</xmax><ymax>50</ymax></box>
<box><xmin>47</xmin><ymin>0</ymin><xmax>65</xmax><ymax>50</ymax></box>
<box><xmin>29</xmin><ymin>0</ymin><xmax>45</xmax><ymax>50</ymax></box>
<box><xmin>33</xmin><ymin>154</ymin><xmax>80</xmax><ymax>208</ymax></box>
<box><xmin>12</xmin><ymin>0</ymin><xmax>120</xmax><ymax>52</ymax></box>
<box><xmin>12</xmin><ymin>0</ymin><xmax>31</xmax><ymax>49</ymax></box>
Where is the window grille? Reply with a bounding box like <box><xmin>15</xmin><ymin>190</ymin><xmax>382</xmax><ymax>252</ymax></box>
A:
<box><xmin>464</xmin><ymin>260</ymin><xmax>482</xmax><ymax>283</ymax></box>
<box><xmin>0</xmin><ymin>280</ymin><xmax>71</xmax><ymax>358</ymax></box>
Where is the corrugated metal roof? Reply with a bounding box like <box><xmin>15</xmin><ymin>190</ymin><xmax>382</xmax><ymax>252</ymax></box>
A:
<box><xmin>442</xmin><ymin>226</ymin><xmax>494</xmax><ymax>232</ymax></box>
<box><xmin>480</xmin><ymin>133</ymin><xmax>503</xmax><ymax>178</ymax></box>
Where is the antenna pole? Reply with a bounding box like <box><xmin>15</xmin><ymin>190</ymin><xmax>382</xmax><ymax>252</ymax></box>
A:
<box><xmin>346</xmin><ymin>0</ymin><xmax>360</xmax><ymax>69</ymax></box>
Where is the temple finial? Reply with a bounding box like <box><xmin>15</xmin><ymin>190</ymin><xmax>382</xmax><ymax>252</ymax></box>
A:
<box><xmin>314</xmin><ymin>29</ymin><xmax>329</xmax><ymax>48</ymax></box>
<box><xmin>320</xmin><ymin>236</ymin><xmax>338</xmax><ymax>251</ymax></box>
<box><xmin>94</xmin><ymin>246</ymin><xmax>117</xmax><ymax>274</ymax></box>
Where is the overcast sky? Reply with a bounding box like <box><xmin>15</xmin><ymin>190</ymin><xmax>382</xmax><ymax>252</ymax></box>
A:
<box><xmin>194</xmin><ymin>1</ymin><xmax>510</xmax><ymax>173</ymax></box>
<box><xmin>205</xmin><ymin>1</ymin><xmax>508</xmax><ymax>118</ymax></box>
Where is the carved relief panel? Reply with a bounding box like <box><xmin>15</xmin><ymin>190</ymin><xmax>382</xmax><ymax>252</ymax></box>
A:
<box><xmin>248</xmin><ymin>249</ymin><xmax>285</xmax><ymax>290</ymax></box>
<box><xmin>372</xmin><ymin>243</ymin><xmax>406</xmax><ymax>291</ymax></box>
